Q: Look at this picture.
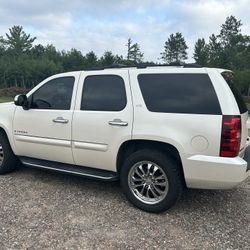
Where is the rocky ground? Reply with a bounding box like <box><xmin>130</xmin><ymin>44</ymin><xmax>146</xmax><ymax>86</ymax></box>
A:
<box><xmin>0</xmin><ymin>166</ymin><xmax>249</xmax><ymax>250</ymax></box>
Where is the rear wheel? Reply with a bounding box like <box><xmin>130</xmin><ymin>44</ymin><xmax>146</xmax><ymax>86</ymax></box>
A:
<box><xmin>120</xmin><ymin>149</ymin><xmax>183</xmax><ymax>213</ymax></box>
<box><xmin>0</xmin><ymin>132</ymin><xmax>19</xmax><ymax>174</ymax></box>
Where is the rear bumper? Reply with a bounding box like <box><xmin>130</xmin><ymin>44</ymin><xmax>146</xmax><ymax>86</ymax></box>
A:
<box><xmin>183</xmin><ymin>154</ymin><xmax>249</xmax><ymax>189</ymax></box>
<box><xmin>243</xmin><ymin>140</ymin><xmax>250</xmax><ymax>171</ymax></box>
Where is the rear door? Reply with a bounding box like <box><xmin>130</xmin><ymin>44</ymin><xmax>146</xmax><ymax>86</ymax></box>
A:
<box><xmin>72</xmin><ymin>70</ymin><xmax>133</xmax><ymax>171</ymax></box>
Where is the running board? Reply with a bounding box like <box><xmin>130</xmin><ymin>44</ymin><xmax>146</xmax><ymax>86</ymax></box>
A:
<box><xmin>19</xmin><ymin>157</ymin><xmax>118</xmax><ymax>181</ymax></box>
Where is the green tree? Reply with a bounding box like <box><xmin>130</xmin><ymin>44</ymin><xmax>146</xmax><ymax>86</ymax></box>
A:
<box><xmin>84</xmin><ymin>51</ymin><xmax>98</xmax><ymax>67</ymax></box>
<box><xmin>0</xmin><ymin>55</ymin><xmax>9</xmax><ymax>87</ymax></box>
<box><xmin>62</xmin><ymin>48</ymin><xmax>84</xmax><ymax>71</ymax></box>
<box><xmin>4</xmin><ymin>25</ymin><xmax>36</xmax><ymax>55</ymax></box>
<box><xmin>218</xmin><ymin>16</ymin><xmax>250</xmax><ymax>69</ymax></box>
<box><xmin>232</xmin><ymin>38</ymin><xmax>250</xmax><ymax>70</ymax></box>
<box><xmin>43</xmin><ymin>44</ymin><xmax>61</xmax><ymax>62</ymax></box>
<box><xmin>219</xmin><ymin>15</ymin><xmax>242</xmax><ymax>47</ymax></box>
<box><xmin>234</xmin><ymin>70</ymin><xmax>250</xmax><ymax>95</ymax></box>
<box><xmin>193</xmin><ymin>38</ymin><xmax>209</xmax><ymax>66</ymax></box>
<box><xmin>203</xmin><ymin>16</ymin><xmax>250</xmax><ymax>96</ymax></box>
<box><xmin>30</xmin><ymin>44</ymin><xmax>45</xmax><ymax>59</ymax></box>
<box><xmin>0</xmin><ymin>36</ymin><xmax>6</xmax><ymax>55</ymax></box>
<box><xmin>126</xmin><ymin>38</ymin><xmax>144</xmax><ymax>63</ymax></box>
<box><xmin>100</xmin><ymin>51</ymin><xmax>117</xmax><ymax>66</ymax></box>
<box><xmin>126</xmin><ymin>38</ymin><xmax>133</xmax><ymax>61</ymax></box>
<box><xmin>207</xmin><ymin>34</ymin><xmax>222</xmax><ymax>67</ymax></box>
<box><xmin>161</xmin><ymin>32</ymin><xmax>188</xmax><ymax>63</ymax></box>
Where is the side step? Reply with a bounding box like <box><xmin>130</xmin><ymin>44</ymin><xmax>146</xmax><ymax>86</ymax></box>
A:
<box><xmin>19</xmin><ymin>157</ymin><xmax>118</xmax><ymax>181</ymax></box>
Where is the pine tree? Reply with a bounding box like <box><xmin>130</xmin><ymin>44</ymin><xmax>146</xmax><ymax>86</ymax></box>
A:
<box><xmin>0</xmin><ymin>36</ymin><xmax>5</xmax><ymax>56</ymax></box>
<box><xmin>208</xmin><ymin>34</ymin><xmax>222</xmax><ymax>67</ymax></box>
<box><xmin>84</xmin><ymin>51</ymin><xmax>98</xmax><ymax>67</ymax></box>
<box><xmin>4</xmin><ymin>25</ymin><xmax>36</xmax><ymax>55</ymax></box>
<box><xmin>193</xmin><ymin>38</ymin><xmax>209</xmax><ymax>66</ymax></box>
<box><xmin>100</xmin><ymin>51</ymin><xmax>117</xmax><ymax>66</ymax></box>
<box><xmin>219</xmin><ymin>15</ymin><xmax>242</xmax><ymax>47</ymax></box>
<box><xmin>126</xmin><ymin>38</ymin><xmax>144</xmax><ymax>63</ymax></box>
<box><xmin>161</xmin><ymin>32</ymin><xmax>188</xmax><ymax>63</ymax></box>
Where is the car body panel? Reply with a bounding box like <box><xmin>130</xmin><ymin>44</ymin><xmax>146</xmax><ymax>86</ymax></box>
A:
<box><xmin>71</xmin><ymin>69</ymin><xmax>133</xmax><ymax>171</ymax></box>
<box><xmin>0</xmin><ymin>66</ymin><xmax>248</xmax><ymax>188</ymax></box>
<box><xmin>12</xmin><ymin>72</ymin><xmax>81</xmax><ymax>164</ymax></box>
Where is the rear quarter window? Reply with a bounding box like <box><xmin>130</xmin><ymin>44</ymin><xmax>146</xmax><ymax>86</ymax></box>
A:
<box><xmin>221</xmin><ymin>71</ymin><xmax>247</xmax><ymax>114</ymax></box>
<box><xmin>138</xmin><ymin>73</ymin><xmax>222</xmax><ymax>115</ymax></box>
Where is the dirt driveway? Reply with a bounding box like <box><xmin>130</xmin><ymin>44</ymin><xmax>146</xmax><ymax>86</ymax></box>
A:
<box><xmin>0</xmin><ymin>167</ymin><xmax>249</xmax><ymax>250</ymax></box>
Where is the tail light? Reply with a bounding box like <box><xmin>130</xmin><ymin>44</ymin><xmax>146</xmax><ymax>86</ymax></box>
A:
<box><xmin>220</xmin><ymin>115</ymin><xmax>241</xmax><ymax>157</ymax></box>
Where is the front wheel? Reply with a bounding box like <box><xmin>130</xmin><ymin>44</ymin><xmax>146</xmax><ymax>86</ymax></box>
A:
<box><xmin>120</xmin><ymin>150</ymin><xmax>183</xmax><ymax>213</ymax></box>
<box><xmin>0</xmin><ymin>132</ymin><xmax>19</xmax><ymax>174</ymax></box>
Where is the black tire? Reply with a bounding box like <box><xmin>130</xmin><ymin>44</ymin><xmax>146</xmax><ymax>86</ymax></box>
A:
<box><xmin>120</xmin><ymin>149</ymin><xmax>183</xmax><ymax>213</ymax></box>
<box><xmin>0</xmin><ymin>131</ymin><xmax>19</xmax><ymax>174</ymax></box>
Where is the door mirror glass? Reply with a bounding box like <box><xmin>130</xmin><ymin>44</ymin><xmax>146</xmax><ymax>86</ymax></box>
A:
<box><xmin>14</xmin><ymin>95</ymin><xmax>29</xmax><ymax>110</ymax></box>
<box><xmin>14</xmin><ymin>94</ymin><xmax>27</xmax><ymax>106</ymax></box>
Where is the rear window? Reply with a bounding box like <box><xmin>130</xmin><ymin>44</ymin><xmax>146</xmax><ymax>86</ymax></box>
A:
<box><xmin>138</xmin><ymin>73</ymin><xmax>221</xmax><ymax>115</ymax></box>
<box><xmin>221</xmin><ymin>71</ymin><xmax>247</xmax><ymax>114</ymax></box>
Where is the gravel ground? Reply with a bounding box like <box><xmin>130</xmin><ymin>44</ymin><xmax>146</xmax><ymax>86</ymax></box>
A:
<box><xmin>0</xmin><ymin>166</ymin><xmax>249</xmax><ymax>250</ymax></box>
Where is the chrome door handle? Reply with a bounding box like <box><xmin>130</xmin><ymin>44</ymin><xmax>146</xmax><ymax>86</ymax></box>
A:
<box><xmin>108</xmin><ymin>119</ymin><xmax>128</xmax><ymax>126</ymax></box>
<box><xmin>53</xmin><ymin>117</ymin><xmax>69</xmax><ymax>124</ymax></box>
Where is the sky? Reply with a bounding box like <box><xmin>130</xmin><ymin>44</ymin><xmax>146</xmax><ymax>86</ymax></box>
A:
<box><xmin>0</xmin><ymin>0</ymin><xmax>249</xmax><ymax>62</ymax></box>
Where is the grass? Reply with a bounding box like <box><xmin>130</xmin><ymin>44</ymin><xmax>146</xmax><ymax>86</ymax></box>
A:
<box><xmin>247</xmin><ymin>103</ymin><xmax>250</xmax><ymax>110</ymax></box>
<box><xmin>0</xmin><ymin>97</ymin><xmax>13</xmax><ymax>103</ymax></box>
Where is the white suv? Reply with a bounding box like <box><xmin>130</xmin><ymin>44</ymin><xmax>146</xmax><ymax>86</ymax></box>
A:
<box><xmin>0</xmin><ymin>65</ymin><xmax>249</xmax><ymax>212</ymax></box>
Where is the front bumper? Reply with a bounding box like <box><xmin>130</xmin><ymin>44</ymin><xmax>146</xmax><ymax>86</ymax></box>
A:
<box><xmin>183</xmin><ymin>153</ymin><xmax>249</xmax><ymax>189</ymax></box>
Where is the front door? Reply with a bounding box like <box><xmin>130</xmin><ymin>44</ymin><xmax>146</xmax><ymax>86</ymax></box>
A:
<box><xmin>13</xmin><ymin>73</ymin><xmax>80</xmax><ymax>164</ymax></box>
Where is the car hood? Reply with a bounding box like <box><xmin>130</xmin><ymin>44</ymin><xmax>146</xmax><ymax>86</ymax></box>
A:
<box><xmin>0</xmin><ymin>101</ymin><xmax>14</xmax><ymax>107</ymax></box>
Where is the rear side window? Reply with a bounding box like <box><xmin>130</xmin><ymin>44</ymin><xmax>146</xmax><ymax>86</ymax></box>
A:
<box><xmin>81</xmin><ymin>75</ymin><xmax>127</xmax><ymax>111</ymax></box>
<box><xmin>221</xmin><ymin>71</ymin><xmax>247</xmax><ymax>114</ymax></box>
<box><xmin>138</xmin><ymin>74</ymin><xmax>221</xmax><ymax>114</ymax></box>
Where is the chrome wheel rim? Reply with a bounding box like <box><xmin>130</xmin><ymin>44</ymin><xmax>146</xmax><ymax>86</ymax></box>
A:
<box><xmin>0</xmin><ymin>144</ymin><xmax>4</xmax><ymax>165</ymax></box>
<box><xmin>128</xmin><ymin>161</ymin><xmax>169</xmax><ymax>205</ymax></box>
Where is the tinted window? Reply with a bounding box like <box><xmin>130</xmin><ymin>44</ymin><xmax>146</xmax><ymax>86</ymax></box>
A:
<box><xmin>81</xmin><ymin>75</ymin><xmax>127</xmax><ymax>111</ymax></box>
<box><xmin>30</xmin><ymin>77</ymin><xmax>74</xmax><ymax>110</ymax></box>
<box><xmin>221</xmin><ymin>71</ymin><xmax>247</xmax><ymax>114</ymax></box>
<box><xmin>138</xmin><ymin>74</ymin><xmax>221</xmax><ymax>114</ymax></box>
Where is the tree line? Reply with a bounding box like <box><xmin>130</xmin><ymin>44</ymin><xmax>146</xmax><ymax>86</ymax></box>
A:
<box><xmin>0</xmin><ymin>15</ymin><xmax>249</xmax><ymax>94</ymax></box>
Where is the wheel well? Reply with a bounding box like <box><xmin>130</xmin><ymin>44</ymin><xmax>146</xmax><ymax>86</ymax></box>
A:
<box><xmin>117</xmin><ymin>140</ymin><xmax>186</xmax><ymax>185</ymax></box>
<box><xmin>0</xmin><ymin>127</ymin><xmax>12</xmax><ymax>147</ymax></box>
<box><xmin>0</xmin><ymin>127</ymin><xmax>8</xmax><ymax>137</ymax></box>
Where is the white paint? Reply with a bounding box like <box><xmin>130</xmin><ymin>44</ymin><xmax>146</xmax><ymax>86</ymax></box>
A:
<box><xmin>191</xmin><ymin>136</ymin><xmax>209</xmax><ymax>152</ymax></box>
<box><xmin>0</xmin><ymin>66</ymin><xmax>248</xmax><ymax>189</ymax></box>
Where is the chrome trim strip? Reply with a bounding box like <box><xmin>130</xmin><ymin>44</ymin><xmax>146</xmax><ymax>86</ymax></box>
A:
<box><xmin>15</xmin><ymin>135</ymin><xmax>71</xmax><ymax>147</ymax></box>
<box><xmin>22</xmin><ymin>161</ymin><xmax>113</xmax><ymax>180</ymax></box>
<box><xmin>73</xmin><ymin>141</ymin><xmax>108</xmax><ymax>152</ymax></box>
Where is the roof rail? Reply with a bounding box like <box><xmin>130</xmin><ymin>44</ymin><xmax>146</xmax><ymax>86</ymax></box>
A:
<box><xmin>83</xmin><ymin>63</ymin><xmax>202</xmax><ymax>71</ymax></box>
<box><xmin>83</xmin><ymin>64</ymin><xmax>130</xmax><ymax>71</ymax></box>
<box><xmin>183</xmin><ymin>63</ymin><xmax>202</xmax><ymax>68</ymax></box>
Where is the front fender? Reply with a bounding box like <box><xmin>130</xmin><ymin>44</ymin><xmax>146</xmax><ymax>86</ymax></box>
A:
<box><xmin>0</xmin><ymin>102</ymin><xmax>16</xmax><ymax>153</ymax></box>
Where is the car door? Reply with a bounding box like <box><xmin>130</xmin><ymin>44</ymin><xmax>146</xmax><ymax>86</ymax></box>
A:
<box><xmin>13</xmin><ymin>72</ymin><xmax>80</xmax><ymax>164</ymax></box>
<box><xmin>72</xmin><ymin>70</ymin><xmax>133</xmax><ymax>171</ymax></box>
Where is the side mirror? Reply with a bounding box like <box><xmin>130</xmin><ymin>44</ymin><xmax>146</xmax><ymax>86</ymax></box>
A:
<box><xmin>14</xmin><ymin>95</ymin><xmax>29</xmax><ymax>110</ymax></box>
